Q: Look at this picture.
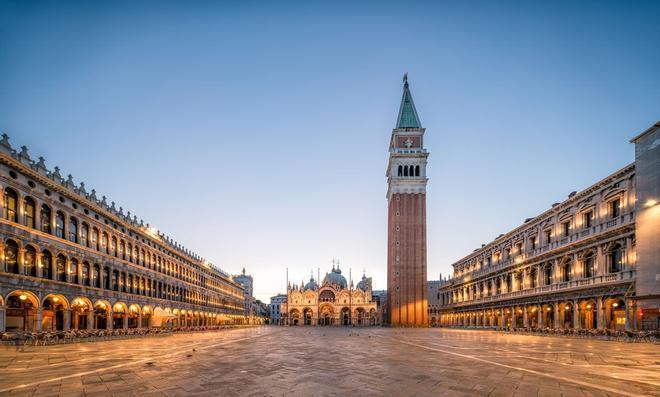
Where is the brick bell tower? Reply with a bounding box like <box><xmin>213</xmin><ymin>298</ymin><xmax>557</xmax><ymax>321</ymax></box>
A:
<box><xmin>386</xmin><ymin>74</ymin><xmax>429</xmax><ymax>326</ymax></box>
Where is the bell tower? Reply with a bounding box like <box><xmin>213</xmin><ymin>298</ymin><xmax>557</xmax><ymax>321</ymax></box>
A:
<box><xmin>386</xmin><ymin>74</ymin><xmax>429</xmax><ymax>326</ymax></box>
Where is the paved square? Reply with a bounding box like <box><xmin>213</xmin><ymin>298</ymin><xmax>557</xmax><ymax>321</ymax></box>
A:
<box><xmin>0</xmin><ymin>327</ymin><xmax>658</xmax><ymax>396</ymax></box>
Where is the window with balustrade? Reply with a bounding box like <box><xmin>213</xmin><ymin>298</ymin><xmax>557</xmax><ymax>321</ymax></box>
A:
<box><xmin>583</xmin><ymin>251</ymin><xmax>595</xmax><ymax>278</ymax></box>
<box><xmin>609</xmin><ymin>244</ymin><xmax>623</xmax><ymax>272</ymax></box>
<box><xmin>609</xmin><ymin>198</ymin><xmax>621</xmax><ymax>218</ymax></box>
<box><xmin>562</xmin><ymin>258</ymin><xmax>571</xmax><ymax>282</ymax></box>
<box><xmin>583</xmin><ymin>211</ymin><xmax>593</xmax><ymax>228</ymax></box>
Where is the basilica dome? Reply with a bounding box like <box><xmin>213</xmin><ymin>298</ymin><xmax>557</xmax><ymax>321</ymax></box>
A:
<box><xmin>303</xmin><ymin>277</ymin><xmax>317</xmax><ymax>291</ymax></box>
<box><xmin>323</xmin><ymin>267</ymin><xmax>347</xmax><ymax>289</ymax></box>
<box><xmin>356</xmin><ymin>278</ymin><xmax>366</xmax><ymax>290</ymax></box>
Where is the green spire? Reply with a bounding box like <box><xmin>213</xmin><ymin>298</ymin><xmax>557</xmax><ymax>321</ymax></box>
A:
<box><xmin>396</xmin><ymin>73</ymin><xmax>421</xmax><ymax>129</ymax></box>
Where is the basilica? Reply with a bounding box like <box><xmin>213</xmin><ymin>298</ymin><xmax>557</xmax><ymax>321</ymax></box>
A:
<box><xmin>284</xmin><ymin>265</ymin><xmax>379</xmax><ymax>326</ymax></box>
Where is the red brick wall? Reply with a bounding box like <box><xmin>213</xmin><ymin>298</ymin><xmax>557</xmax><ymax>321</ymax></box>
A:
<box><xmin>387</xmin><ymin>193</ymin><xmax>428</xmax><ymax>326</ymax></box>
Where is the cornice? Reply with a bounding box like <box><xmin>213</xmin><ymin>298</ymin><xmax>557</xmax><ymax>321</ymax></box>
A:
<box><xmin>450</xmin><ymin>163</ymin><xmax>635</xmax><ymax>268</ymax></box>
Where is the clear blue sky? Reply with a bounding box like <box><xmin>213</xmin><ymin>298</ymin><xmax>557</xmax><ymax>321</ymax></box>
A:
<box><xmin>1</xmin><ymin>1</ymin><xmax>659</xmax><ymax>302</ymax></box>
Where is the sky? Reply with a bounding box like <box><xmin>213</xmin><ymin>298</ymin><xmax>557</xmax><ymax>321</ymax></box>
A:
<box><xmin>1</xmin><ymin>1</ymin><xmax>659</xmax><ymax>302</ymax></box>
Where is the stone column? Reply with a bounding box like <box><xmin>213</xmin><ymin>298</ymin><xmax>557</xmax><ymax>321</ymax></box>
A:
<box><xmin>107</xmin><ymin>310</ymin><xmax>113</xmax><ymax>330</ymax></box>
<box><xmin>17</xmin><ymin>248</ymin><xmax>25</xmax><ymax>275</ymax></box>
<box><xmin>500</xmin><ymin>310</ymin><xmax>505</xmax><ymax>330</ymax></box>
<box><xmin>36</xmin><ymin>308</ymin><xmax>43</xmax><ymax>331</ymax></box>
<box><xmin>87</xmin><ymin>311</ymin><xmax>94</xmax><ymax>330</ymax></box>
<box><xmin>76</xmin><ymin>224</ymin><xmax>82</xmax><ymax>247</ymax></box>
<box><xmin>574</xmin><ymin>299</ymin><xmax>580</xmax><ymax>329</ymax></box>
<box><xmin>0</xmin><ymin>306</ymin><xmax>6</xmax><ymax>332</ymax></box>
<box><xmin>511</xmin><ymin>307</ymin><xmax>516</xmax><ymax>329</ymax></box>
<box><xmin>554</xmin><ymin>259</ymin><xmax>561</xmax><ymax>283</ymax></box>
<box><xmin>51</xmin><ymin>257</ymin><xmax>56</xmax><ymax>281</ymax></box>
<box><xmin>523</xmin><ymin>308</ymin><xmax>529</xmax><ymax>328</ymax></box>
<box><xmin>596</xmin><ymin>245</ymin><xmax>605</xmax><ymax>276</ymax></box>
<box><xmin>483</xmin><ymin>311</ymin><xmax>487</xmax><ymax>328</ymax></box>
<box><xmin>63</xmin><ymin>309</ymin><xmax>71</xmax><ymax>331</ymax></box>
<box><xmin>597</xmin><ymin>297</ymin><xmax>604</xmax><ymax>330</ymax></box>
<box><xmin>123</xmin><ymin>314</ymin><xmax>128</xmax><ymax>329</ymax></box>
<box><xmin>138</xmin><ymin>312</ymin><xmax>143</xmax><ymax>329</ymax></box>
<box><xmin>537</xmin><ymin>307</ymin><xmax>542</xmax><ymax>329</ymax></box>
<box><xmin>51</xmin><ymin>215</ymin><xmax>56</xmax><ymax>239</ymax></box>
<box><xmin>625</xmin><ymin>237</ymin><xmax>633</xmax><ymax>270</ymax></box>
<box><xmin>624</xmin><ymin>299</ymin><xmax>631</xmax><ymax>332</ymax></box>
<box><xmin>16</xmin><ymin>197</ymin><xmax>24</xmax><ymax>226</ymax></box>
<box><xmin>553</xmin><ymin>302</ymin><xmax>560</xmax><ymax>328</ymax></box>
<box><xmin>65</xmin><ymin>258</ymin><xmax>71</xmax><ymax>283</ymax></box>
<box><xmin>34</xmin><ymin>203</ymin><xmax>41</xmax><ymax>232</ymax></box>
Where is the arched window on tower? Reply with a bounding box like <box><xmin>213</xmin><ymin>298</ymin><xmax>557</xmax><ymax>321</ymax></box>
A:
<box><xmin>398</xmin><ymin>165</ymin><xmax>403</xmax><ymax>176</ymax></box>
<box><xmin>404</xmin><ymin>166</ymin><xmax>409</xmax><ymax>177</ymax></box>
<box><xmin>415</xmin><ymin>165</ymin><xmax>420</xmax><ymax>176</ymax></box>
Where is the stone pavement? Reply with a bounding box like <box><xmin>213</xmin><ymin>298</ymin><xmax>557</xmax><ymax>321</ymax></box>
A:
<box><xmin>0</xmin><ymin>327</ymin><xmax>658</xmax><ymax>396</ymax></box>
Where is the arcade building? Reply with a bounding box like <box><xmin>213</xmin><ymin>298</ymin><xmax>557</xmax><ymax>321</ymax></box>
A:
<box><xmin>433</xmin><ymin>122</ymin><xmax>660</xmax><ymax>331</ymax></box>
<box><xmin>0</xmin><ymin>135</ymin><xmax>247</xmax><ymax>332</ymax></box>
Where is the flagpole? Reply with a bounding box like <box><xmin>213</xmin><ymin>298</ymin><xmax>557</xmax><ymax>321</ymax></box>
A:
<box><xmin>286</xmin><ymin>267</ymin><xmax>288</xmax><ymax>326</ymax></box>
<box><xmin>349</xmin><ymin>267</ymin><xmax>352</xmax><ymax>327</ymax></box>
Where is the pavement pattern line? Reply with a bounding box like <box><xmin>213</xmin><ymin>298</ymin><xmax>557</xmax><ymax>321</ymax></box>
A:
<box><xmin>2</xmin><ymin>338</ymin><xmax>213</xmax><ymax>372</ymax></box>
<box><xmin>0</xmin><ymin>329</ymin><xmax>280</xmax><ymax>394</ymax></box>
<box><xmin>424</xmin><ymin>340</ymin><xmax>660</xmax><ymax>374</ymax></box>
<box><xmin>384</xmin><ymin>336</ymin><xmax>652</xmax><ymax>397</ymax></box>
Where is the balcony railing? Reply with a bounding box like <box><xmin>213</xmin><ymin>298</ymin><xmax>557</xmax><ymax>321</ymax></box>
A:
<box><xmin>456</xmin><ymin>211</ymin><xmax>634</xmax><ymax>281</ymax></box>
<box><xmin>447</xmin><ymin>270</ymin><xmax>635</xmax><ymax>308</ymax></box>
